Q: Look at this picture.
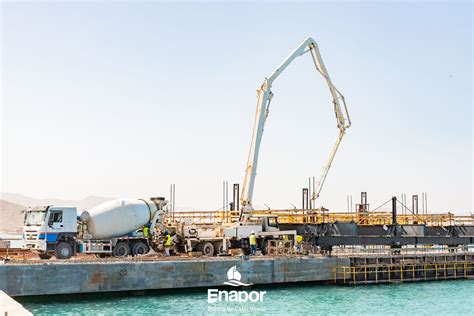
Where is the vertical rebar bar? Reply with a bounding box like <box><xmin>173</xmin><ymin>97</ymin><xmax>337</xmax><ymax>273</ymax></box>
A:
<box><xmin>169</xmin><ymin>184</ymin><xmax>172</xmax><ymax>218</ymax></box>
<box><xmin>425</xmin><ymin>192</ymin><xmax>428</xmax><ymax>215</ymax></box>
<box><xmin>422</xmin><ymin>192</ymin><xmax>425</xmax><ymax>216</ymax></box>
<box><xmin>400</xmin><ymin>193</ymin><xmax>403</xmax><ymax>215</ymax></box>
<box><xmin>404</xmin><ymin>194</ymin><xmax>407</xmax><ymax>215</ymax></box>
<box><xmin>302</xmin><ymin>188</ymin><xmax>309</xmax><ymax>210</ymax></box>
<box><xmin>233</xmin><ymin>183</ymin><xmax>239</xmax><ymax>211</ymax></box>
<box><xmin>308</xmin><ymin>177</ymin><xmax>312</xmax><ymax>209</ymax></box>
<box><xmin>236</xmin><ymin>184</ymin><xmax>240</xmax><ymax>211</ymax></box>
<box><xmin>412</xmin><ymin>195</ymin><xmax>419</xmax><ymax>216</ymax></box>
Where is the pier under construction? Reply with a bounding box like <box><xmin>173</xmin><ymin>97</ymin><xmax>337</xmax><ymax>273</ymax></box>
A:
<box><xmin>2</xmin><ymin>194</ymin><xmax>474</xmax><ymax>297</ymax></box>
<box><xmin>166</xmin><ymin>191</ymin><xmax>474</xmax><ymax>253</ymax></box>
<box><xmin>1</xmin><ymin>247</ymin><xmax>473</xmax><ymax>297</ymax></box>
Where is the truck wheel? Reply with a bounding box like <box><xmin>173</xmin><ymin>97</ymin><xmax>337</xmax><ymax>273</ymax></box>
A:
<box><xmin>213</xmin><ymin>241</ymin><xmax>225</xmax><ymax>255</ymax></box>
<box><xmin>131</xmin><ymin>241</ymin><xmax>149</xmax><ymax>256</ymax></box>
<box><xmin>38</xmin><ymin>253</ymin><xmax>52</xmax><ymax>260</ymax></box>
<box><xmin>55</xmin><ymin>242</ymin><xmax>73</xmax><ymax>259</ymax></box>
<box><xmin>241</xmin><ymin>238</ymin><xmax>251</xmax><ymax>255</ymax></box>
<box><xmin>199</xmin><ymin>242</ymin><xmax>214</xmax><ymax>257</ymax></box>
<box><xmin>113</xmin><ymin>242</ymin><xmax>130</xmax><ymax>257</ymax></box>
<box><xmin>261</xmin><ymin>238</ymin><xmax>271</xmax><ymax>255</ymax></box>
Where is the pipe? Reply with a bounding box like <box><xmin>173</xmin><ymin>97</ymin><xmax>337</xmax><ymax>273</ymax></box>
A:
<box><xmin>226</xmin><ymin>181</ymin><xmax>229</xmax><ymax>212</ymax></box>
<box><xmin>392</xmin><ymin>196</ymin><xmax>397</xmax><ymax>226</ymax></box>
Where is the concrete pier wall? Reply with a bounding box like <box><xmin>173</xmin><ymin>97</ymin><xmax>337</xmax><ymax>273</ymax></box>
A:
<box><xmin>0</xmin><ymin>290</ymin><xmax>32</xmax><ymax>315</ymax></box>
<box><xmin>0</xmin><ymin>256</ymin><xmax>349</xmax><ymax>297</ymax></box>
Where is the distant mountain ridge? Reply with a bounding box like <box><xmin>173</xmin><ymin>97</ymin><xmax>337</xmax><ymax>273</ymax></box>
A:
<box><xmin>0</xmin><ymin>193</ymin><xmax>203</xmax><ymax>233</ymax></box>
<box><xmin>0</xmin><ymin>193</ymin><xmax>116</xmax><ymax>233</ymax></box>
<box><xmin>0</xmin><ymin>193</ymin><xmax>114</xmax><ymax>212</ymax></box>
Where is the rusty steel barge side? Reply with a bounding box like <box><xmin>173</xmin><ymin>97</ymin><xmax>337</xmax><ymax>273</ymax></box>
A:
<box><xmin>0</xmin><ymin>256</ymin><xmax>348</xmax><ymax>297</ymax></box>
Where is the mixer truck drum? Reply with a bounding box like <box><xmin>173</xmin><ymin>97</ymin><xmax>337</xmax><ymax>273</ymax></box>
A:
<box><xmin>86</xmin><ymin>199</ymin><xmax>158</xmax><ymax>240</ymax></box>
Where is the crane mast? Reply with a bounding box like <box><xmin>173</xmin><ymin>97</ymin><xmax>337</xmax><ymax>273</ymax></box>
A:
<box><xmin>240</xmin><ymin>37</ymin><xmax>351</xmax><ymax>218</ymax></box>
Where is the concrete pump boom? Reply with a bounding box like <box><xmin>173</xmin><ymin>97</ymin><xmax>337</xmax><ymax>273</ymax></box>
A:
<box><xmin>240</xmin><ymin>37</ymin><xmax>351</xmax><ymax>218</ymax></box>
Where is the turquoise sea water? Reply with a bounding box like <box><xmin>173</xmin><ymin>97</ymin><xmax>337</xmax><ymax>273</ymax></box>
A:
<box><xmin>18</xmin><ymin>280</ymin><xmax>474</xmax><ymax>315</ymax></box>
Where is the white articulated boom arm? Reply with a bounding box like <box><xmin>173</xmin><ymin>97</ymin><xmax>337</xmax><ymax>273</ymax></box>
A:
<box><xmin>240</xmin><ymin>37</ymin><xmax>351</xmax><ymax>216</ymax></box>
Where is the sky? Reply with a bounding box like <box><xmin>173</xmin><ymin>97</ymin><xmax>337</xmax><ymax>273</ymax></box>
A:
<box><xmin>1</xmin><ymin>1</ymin><xmax>472</xmax><ymax>214</ymax></box>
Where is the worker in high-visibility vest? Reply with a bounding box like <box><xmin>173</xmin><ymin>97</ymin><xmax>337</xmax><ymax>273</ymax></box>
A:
<box><xmin>296</xmin><ymin>235</ymin><xmax>303</xmax><ymax>253</ymax></box>
<box><xmin>249</xmin><ymin>231</ymin><xmax>257</xmax><ymax>255</ymax></box>
<box><xmin>164</xmin><ymin>230</ymin><xmax>173</xmax><ymax>256</ymax></box>
<box><xmin>143</xmin><ymin>224</ymin><xmax>150</xmax><ymax>238</ymax></box>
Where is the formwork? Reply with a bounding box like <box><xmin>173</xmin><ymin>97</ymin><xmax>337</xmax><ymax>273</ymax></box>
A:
<box><xmin>333</xmin><ymin>252</ymin><xmax>474</xmax><ymax>285</ymax></box>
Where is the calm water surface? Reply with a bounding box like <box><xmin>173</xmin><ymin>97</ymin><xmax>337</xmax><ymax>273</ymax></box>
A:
<box><xmin>18</xmin><ymin>280</ymin><xmax>474</xmax><ymax>315</ymax></box>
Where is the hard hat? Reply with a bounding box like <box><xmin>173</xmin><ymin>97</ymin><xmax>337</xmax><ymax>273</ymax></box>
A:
<box><xmin>251</xmin><ymin>231</ymin><xmax>255</xmax><ymax>234</ymax></box>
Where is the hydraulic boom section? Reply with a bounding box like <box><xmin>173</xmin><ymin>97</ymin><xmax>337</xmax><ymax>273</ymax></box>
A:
<box><xmin>240</xmin><ymin>37</ymin><xmax>351</xmax><ymax>218</ymax></box>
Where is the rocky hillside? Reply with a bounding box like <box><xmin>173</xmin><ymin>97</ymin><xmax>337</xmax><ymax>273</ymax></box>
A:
<box><xmin>0</xmin><ymin>193</ymin><xmax>114</xmax><ymax>233</ymax></box>
<box><xmin>0</xmin><ymin>199</ymin><xmax>26</xmax><ymax>233</ymax></box>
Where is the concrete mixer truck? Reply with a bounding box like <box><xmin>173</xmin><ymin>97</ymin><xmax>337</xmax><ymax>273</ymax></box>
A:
<box><xmin>23</xmin><ymin>197</ymin><xmax>168</xmax><ymax>259</ymax></box>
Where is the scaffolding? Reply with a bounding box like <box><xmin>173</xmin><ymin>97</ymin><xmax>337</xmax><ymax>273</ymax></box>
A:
<box><xmin>333</xmin><ymin>253</ymin><xmax>474</xmax><ymax>284</ymax></box>
<box><xmin>330</xmin><ymin>245</ymin><xmax>472</xmax><ymax>256</ymax></box>
<box><xmin>266</xmin><ymin>240</ymin><xmax>294</xmax><ymax>256</ymax></box>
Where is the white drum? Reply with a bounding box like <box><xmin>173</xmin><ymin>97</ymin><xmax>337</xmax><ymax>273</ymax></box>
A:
<box><xmin>81</xmin><ymin>199</ymin><xmax>156</xmax><ymax>239</ymax></box>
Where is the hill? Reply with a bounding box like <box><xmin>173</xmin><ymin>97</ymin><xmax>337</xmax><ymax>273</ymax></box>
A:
<box><xmin>0</xmin><ymin>199</ymin><xmax>26</xmax><ymax>233</ymax></box>
<box><xmin>0</xmin><ymin>193</ymin><xmax>115</xmax><ymax>233</ymax></box>
<box><xmin>0</xmin><ymin>193</ymin><xmax>114</xmax><ymax>212</ymax></box>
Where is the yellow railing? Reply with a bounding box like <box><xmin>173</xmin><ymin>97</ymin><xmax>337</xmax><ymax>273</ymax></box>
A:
<box><xmin>330</xmin><ymin>245</ymin><xmax>472</xmax><ymax>256</ymax></box>
<box><xmin>334</xmin><ymin>261</ymin><xmax>474</xmax><ymax>284</ymax></box>
<box><xmin>166</xmin><ymin>210</ymin><xmax>239</xmax><ymax>225</ymax></box>
<box><xmin>165</xmin><ymin>209</ymin><xmax>474</xmax><ymax>227</ymax></box>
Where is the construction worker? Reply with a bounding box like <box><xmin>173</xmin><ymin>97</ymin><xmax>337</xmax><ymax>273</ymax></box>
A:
<box><xmin>143</xmin><ymin>223</ymin><xmax>150</xmax><ymax>238</ymax></box>
<box><xmin>296</xmin><ymin>235</ymin><xmax>303</xmax><ymax>253</ymax></box>
<box><xmin>249</xmin><ymin>231</ymin><xmax>257</xmax><ymax>255</ymax></box>
<box><xmin>164</xmin><ymin>230</ymin><xmax>173</xmax><ymax>256</ymax></box>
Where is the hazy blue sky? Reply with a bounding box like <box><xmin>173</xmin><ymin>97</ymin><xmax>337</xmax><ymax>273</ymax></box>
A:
<box><xmin>1</xmin><ymin>1</ymin><xmax>472</xmax><ymax>214</ymax></box>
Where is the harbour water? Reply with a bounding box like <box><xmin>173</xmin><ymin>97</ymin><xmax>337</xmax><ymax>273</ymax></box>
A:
<box><xmin>18</xmin><ymin>280</ymin><xmax>474</xmax><ymax>315</ymax></box>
